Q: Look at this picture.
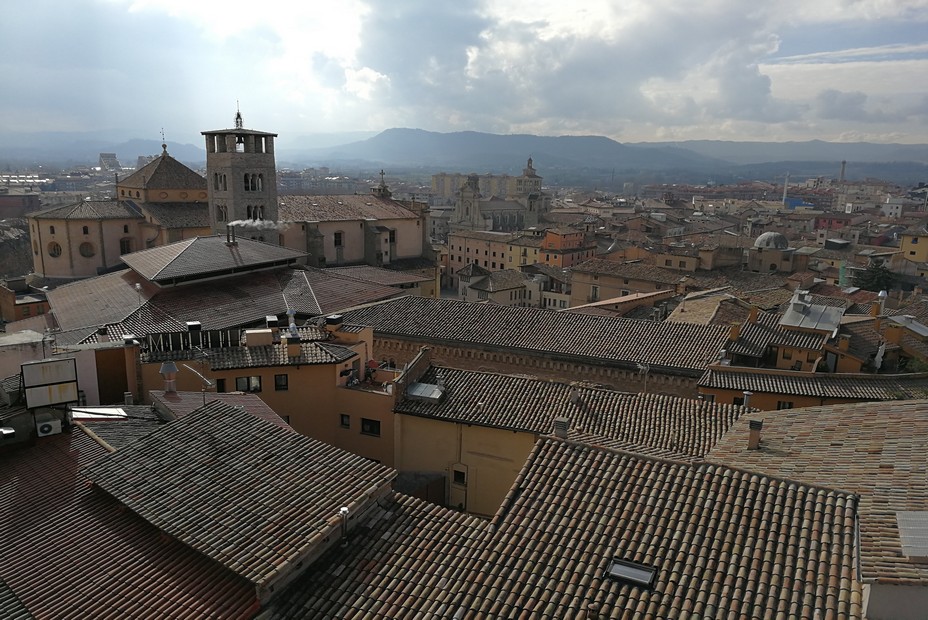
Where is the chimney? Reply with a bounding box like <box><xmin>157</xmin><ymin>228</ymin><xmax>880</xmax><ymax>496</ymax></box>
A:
<box><xmin>748</xmin><ymin>419</ymin><xmax>763</xmax><ymax>450</ymax></box>
<box><xmin>96</xmin><ymin>326</ymin><xmax>109</xmax><ymax>343</ymax></box>
<box><xmin>124</xmin><ymin>392</ymin><xmax>134</xmax><ymax>405</ymax></box>
<box><xmin>226</xmin><ymin>225</ymin><xmax>237</xmax><ymax>245</ymax></box>
<box><xmin>265</xmin><ymin>315</ymin><xmax>279</xmax><ymax>333</ymax></box>
<box><xmin>553</xmin><ymin>417</ymin><xmax>569</xmax><ymax>439</ymax></box>
<box><xmin>748</xmin><ymin>306</ymin><xmax>759</xmax><ymax>323</ymax></box>
<box><xmin>286</xmin><ymin>335</ymin><xmax>301</xmax><ymax>358</ymax></box>
<box><xmin>729</xmin><ymin>322</ymin><xmax>741</xmax><ymax>341</ymax></box>
<box><xmin>837</xmin><ymin>334</ymin><xmax>850</xmax><ymax>351</ymax></box>
<box><xmin>324</xmin><ymin>314</ymin><xmax>344</xmax><ymax>334</ymax></box>
<box><xmin>339</xmin><ymin>506</ymin><xmax>350</xmax><ymax>546</ymax></box>
<box><xmin>742</xmin><ymin>390</ymin><xmax>752</xmax><ymax>408</ymax></box>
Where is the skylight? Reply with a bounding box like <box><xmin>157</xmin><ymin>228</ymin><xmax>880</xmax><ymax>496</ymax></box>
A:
<box><xmin>897</xmin><ymin>511</ymin><xmax>928</xmax><ymax>562</ymax></box>
<box><xmin>604</xmin><ymin>557</ymin><xmax>657</xmax><ymax>588</ymax></box>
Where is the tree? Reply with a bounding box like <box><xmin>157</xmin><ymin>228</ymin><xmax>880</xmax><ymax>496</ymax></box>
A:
<box><xmin>854</xmin><ymin>259</ymin><xmax>896</xmax><ymax>292</ymax></box>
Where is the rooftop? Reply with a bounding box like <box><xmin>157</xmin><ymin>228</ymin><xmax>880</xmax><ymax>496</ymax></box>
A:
<box><xmin>278</xmin><ymin>194</ymin><xmax>418</xmax><ymax>222</ymax></box>
<box><xmin>698</xmin><ymin>366</ymin><xmax>928</xmax><ymax>400</ymax></box>
<box><xmin>709</xmin><ymin>399</ymin><xmax>928</xmax><ymax>585</ymax></box>
<box><xmin>82</xmin><ymin>402</ymin><xmax>396</xmax><ymax>596</ymax></box>
<box><xmin>341</xmin><ymin>297</ymin><xmax>730</xmax><ymax>374</ymax></box>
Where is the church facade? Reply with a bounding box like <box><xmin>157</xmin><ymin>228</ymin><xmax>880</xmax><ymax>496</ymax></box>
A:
<box><xmin>448</xmin><ymin>158</ymin><xmax>550</xmax><ymax>233</ymax></box>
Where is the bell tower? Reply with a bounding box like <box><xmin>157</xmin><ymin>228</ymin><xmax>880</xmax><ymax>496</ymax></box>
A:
<box><xmin>202</xmin><ymin>109</ymin><xmax>279</xmax><ymax>241</ymax></box>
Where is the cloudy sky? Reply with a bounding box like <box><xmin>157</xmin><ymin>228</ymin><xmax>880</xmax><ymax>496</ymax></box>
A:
<box><xmin>2</xmin><ymin>0</ymin><xmax>927</xmax><ymax>146</ymax></box>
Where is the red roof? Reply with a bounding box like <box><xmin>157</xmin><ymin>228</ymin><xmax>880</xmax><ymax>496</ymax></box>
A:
<box><xmin>0</xmin><ymin>431</ymin><xmax>258</xmax><ymax>619</ymax></box>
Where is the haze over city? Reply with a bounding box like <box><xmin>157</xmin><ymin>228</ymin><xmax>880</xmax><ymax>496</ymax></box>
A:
<box><xmin>2</xmin><ymin>0</ymin><xmax>927</xmax><ymax>147</ymax></box>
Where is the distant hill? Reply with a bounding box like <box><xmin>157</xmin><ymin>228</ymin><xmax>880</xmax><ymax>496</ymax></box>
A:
<box><xmin>632</xmin><ymin>139</ymin><xmax>928</xmax><ymax>165</ymax></box>
<box><xmin>2</xmin><ymin>128</ymin><xmax>926</xmax><ymax>186</ymax></box>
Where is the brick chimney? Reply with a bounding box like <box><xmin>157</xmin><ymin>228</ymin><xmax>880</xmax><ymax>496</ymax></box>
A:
<box><xmin>730</xmin><ymin>322</ymin><xmax>742</xmax><ymax>341</ymax></box>
<box><xmin>748</xmin><ymin>306</ymin><xmax>759</xmax><ymax>323</ymax></box>
<box><xmin>748</xmin><ymin>419</ymin><xmax>763</xmax><ymax>450</ymax></box>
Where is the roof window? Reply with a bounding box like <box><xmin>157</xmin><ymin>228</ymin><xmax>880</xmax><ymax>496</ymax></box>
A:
<box><xmin>604</xmin><ymin>557</ymin><xmax>657</xmax><ymax>588</ymax></box>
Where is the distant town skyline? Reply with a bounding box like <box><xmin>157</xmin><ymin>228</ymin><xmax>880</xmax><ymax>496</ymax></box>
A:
<box><xmin>2</xmin><ymin>0</ymin><xmax>927</xmax><ymax>146</ymax></box>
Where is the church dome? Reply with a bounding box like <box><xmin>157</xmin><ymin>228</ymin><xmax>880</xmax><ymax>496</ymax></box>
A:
<box><xmin>753</xmin><ymin>231</ymin><xmax>789</xmax><ymax>249</ymax></box>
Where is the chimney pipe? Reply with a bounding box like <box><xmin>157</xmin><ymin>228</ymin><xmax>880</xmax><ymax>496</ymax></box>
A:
<box><xmin>553</xmin><ymin>417</ymin><xmax>569</xmax><ymax>439</ymax></box>
<box><xmin>742</xmin><ymin>390</ymin><xmax>752</xmax><ymax>408</ymax></box>
<box><xmin>748</xmin><ymin>419</ymin><xmax>763</xmax><ymax>450</ymax></box>
<box><xmin>339</xmin><ymin>506</ymin><xmax>350</xmax><ymax>546</ymax></box>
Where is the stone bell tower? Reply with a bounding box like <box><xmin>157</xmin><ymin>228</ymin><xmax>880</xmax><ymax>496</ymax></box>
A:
<box><xmin>202</xmin><ymin>109</ymin><xmax>279</xmax><ymax>241</ymax></box>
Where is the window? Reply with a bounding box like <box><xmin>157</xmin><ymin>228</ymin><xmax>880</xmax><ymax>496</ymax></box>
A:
<box><xmin>48</xmin><ymin>242</ymin><xmax>62</xmax><ymax>257</ymax></box>
<box><xmin>123</xmin><ymin>225</ymin><xmax>129</xmax><ymax>234</ymax></box>
<box><xmin>777</xmin><ymin>401</ymin><xmax>794</xmax><ymax>410</ymax></box>
<box><xmin>389</xmin><ymin>230</ymin><xmax>396</xmax><ymax>244</ymax></box>
<box><xmin>82</xmin><ymin>226</ymin><xmax>89</xmax><ymax>235</ymax></box>
<box><xmin>49</xmin><ymin>225</ymin><xmax>55</xmax><ymax>234</ymax></box>
<box><xmin>361</xmin><ymin>418</ymin><xmax>380</xmax><ymax>436</ymax></box>
<box><xmin>665</xmin><ymin>259</ymin><xmax>672</xmax><ymax>266</ymax></box>
<box><xmin>605</xmin><ymin>557</ymin><xmax>657</xmax><ymax>588</ymax></box>
<box><xmin>782</xmin><ymin>349</ymin><xmax>793</xmax><ymax>360</ymax></box>
<box><xmin>274</xmin><ymin>374</ymin><xmax>289</xmax><ymax>391</ymax></box>
<box><xmin>235</xmin><ymin>376</ymin><xmax>262</xmax><ymax>392</ymax></box>
<box><xmin>912</xmin><ymin>237</ymin><xmax>919</xmax><ymax>245</ymax></box>
<box><xmin>590</xmin><ymin>285</ymin><xmax>600</xmax><ymax>301</ymax></box>
<box><xmin>478</xmin><ymin>290</ymin><xmax>488</xmax><ymax>300</ymax></box>
<box><xmin>120</xmin><ymin>238</ymin><xmax>132</xmax><ymax>255</ymax></box>
<box><xmin>79</xmin><ymin>242</ymin><xmax>95</xmax><ymax>258</ymax></box>
<box><xmin>334</xmin><ymin>231</ymin><xmax>343</xmax><ymax>247</ymax></box>
<box><xmin>340</xmin><ymin>414</ymin><xmax>350</xmax><ymax>428</ymax></box>
<box><xmin>679</xmin><ymin>261</ymin><xmax>686</xmax><ymax>268</ymax></box>
<box><xmin>733</xmin><ymin>396</ymin><xmax>745</xmax><ymax>406</ymax></box>
<box><xmin>453</xmin><ymin>469</ymin><xmax>467</xmax><ymax>486</ymax></box>
<box><xmin>216</xmin><ymin>378</ymin><xmax>226</xmax><ymax>393</ymax></box>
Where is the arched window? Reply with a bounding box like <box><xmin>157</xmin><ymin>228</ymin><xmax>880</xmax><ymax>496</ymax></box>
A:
<box><xmin>257</xmin><ymin>205</ymin><xmax>264</xmax><ymax>220</ymax></box>
<box><xmin>244</xmin><ymin>174</ymin><xmax>250</xmax><ymax>190</ymax></box>
<box><xmin>123</xmin><ymin>224</ymin><xmax>129</xmax><ymax>233</ymax></box>
<box><xmin>257</xmin><ymin>174</ymin><xmax>264</xmax><ymax>191</ymax></box>
<box><xmin>49</xmin><ymin>225</ymin><xmax>55</xmax><ymax>234</ymax></box>
<box><xmin>246</xmin><ymin>206</ymin><xmax>252</xmax><ymax>220</ymax></box>
<box><xmin>48</xmin><ymin>242</ymin><xmax>62</xmax><ymax>257</ymax></box>
<box><xmin>82</xmin><ymin>226</ymin><xmax>89</xmax><ymax>235</ymax></box>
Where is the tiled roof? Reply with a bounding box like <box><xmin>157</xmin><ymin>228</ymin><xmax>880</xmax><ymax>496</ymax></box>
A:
<box><xmin>50</xmin><ymin>266</ymin><xmax>403</xmax><ymax>339</ymax></box>
<box><xmin>118</xmin><ymin>150</ymin><xmax>207</xmax><ymax>190</ymax></box>
<box><xmin>82</xmin><ymin>402</ymin><xmax>396</xmax><ymax>594</ymax></box>
<box><xmin>573</xmin><ymin>258</ymin><xmax>683</xmax><ymax>285</ymax></box>
<box><xmin>0</xmin><ymin>431</ymin><xmax>257</xmax><ymax>618</ymax></box>
<box><xmin>326</xmin><ymin>265</ymin><xmax>431</xmax><ymax>285</ymax></box>
<box><xmin>30</xmin><ymin>199</ymin><xmax>143</xmax><ymax>220</ymax></box>
<box><xmin>397</xmin><ymin>366</ymin><xmax>746</xmax><ymax>460</ymax></box>
<box><xmin>278</xmin><ymin>195</ymin><xmax>418</xmax><ymax>222</ymax></box>
<box><xmin>136</xmin><ymin>201</ymin><xmax>210</xmax><ymax>229</ymax></box>
<box><xmin>342</xmin><ymin>297</ymin><xmax>730</xmax><ymax>374</ymax></box>
<box><xmin>258</xmin><ymin>493</ymin><xmax>490</xmax><ymax>619</ymax></box>
<box><xmin>728</xmin><ymin>312</ymin><xmax>826</xmax><ymax>358</ymax></box>
<box><xmin>281</xmin><ymin>268</ymin><xmax>404</xmax><ymax>316</ymax></box>
<box><xmin>150</xmin><ymin>390</ymin><xmax>292</xmax><ymax>429</ymax></box>
<box><xmin>698</xmin><ymin>366</ymin><xmax>928</xmax><ymax>400</ymax></box>
<box><xmin>468</xmin><ymin>438</ymin><xmax>860</xmax><ymax>618</ymax></box>
<box><xmin>121</xmin><ymin>236</ymin><xmax>307</xmax><ymax>283</ymax></box>
<box><xmin>46</xmin><ymin>269</ymin><xmax>151</xmax><ymax>331</ymax></box>
<box><xmin>76</xmin><ymin>405</ymin><xmax>165</xmax><ymax>450</ymax></box>
<box><xmin>448</xmin><ymin>229</ymin><xmax>518</xmax><ymax>242</ymax></box>
<box><xmin>709</xmin><ymin>400</ymin><xmax>928</xmax><ymax>585</ymax></box>
<box><xmin>468</xmin><ymin>269</ymin><xmax>530</xmax><ymax>292</ymax></box>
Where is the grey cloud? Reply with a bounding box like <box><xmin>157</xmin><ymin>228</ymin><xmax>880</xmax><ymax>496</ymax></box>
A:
<box><xmin>813</xmin><ymin>89</ymin><xmax>901</xmax><ymax>123</ymax></box>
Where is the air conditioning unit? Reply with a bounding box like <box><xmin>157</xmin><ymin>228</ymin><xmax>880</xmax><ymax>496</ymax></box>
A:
<box><xmin>35</xmin><ymin>412</ymin><xmax>62</xmax><ymax>437</ymax></box>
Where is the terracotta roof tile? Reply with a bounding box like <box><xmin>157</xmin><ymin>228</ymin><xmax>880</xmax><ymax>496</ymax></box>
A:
<box><xmin>698</xmin><ymin>367</ymin><xmax>928</xmax><ymax>400</ymax></box>
<box><xmin>120</xmin><ymin>236</ymin><xmax>306</xmax><ymax>283</ymax></box>
<box><xmin>573</xmin><ymin>257</ymin><xmax>683</xmax><ymax>285</ymax></box>
<box><xmin>0</xmin><ymin>430</ymin><xmax>257</xmax><ymax>618</ymax></box>
<box><xmin>119</xmin><ymin>151</ymin><xmax>207</xmax><ymax>190</ymax></box>
<box><xmin>467</xmin><ymin>438</ymin><xmax>860</xmax><ymax>618</ymax></box>
<box><xmin>326</xmin><ymin>265</ymin><xmax>431</xmax><ymax>286</ymax></box>
<box><xmin>30</xmin><ymin>199</ymin><xmax>143</xmax><ymax>220</ymax></box>
<box><xmin>136</xmin><ymin>201</ymin><xmax>210</xmax><ymax>229</ymax></box>
<box><xmin>150</xmin><ymin>390</ymin><xmax>291</xmax><ymax>430</ymax></box>
<box><xmin>82</xmin><ymin>402</ymin><xmax>396</xmax><ymax>594</ymax></box>
<box><xmin>397</xmin><ymin>367</ymin><xmax>747</xmax><ymax>459</ymax></box>
<box><xmin>279</xmin><ymin>195</ymin><xmax>418</xmax><ymax>222</ymax></box>
<box><xmin>342</xmin><ymin>297</ymin><xmax>730</xmax><ymax>374</ymax></box>
<box><xmin>709</xmin><ymin>399</ymin><xmax>928</xmax><ymax>585</ymax></box>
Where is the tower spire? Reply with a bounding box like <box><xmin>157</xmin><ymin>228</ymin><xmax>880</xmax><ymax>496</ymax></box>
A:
<box><xmin>234</xmin><ymin>101</ymin><xmax>243</xmax><ymax>129</ymax></box>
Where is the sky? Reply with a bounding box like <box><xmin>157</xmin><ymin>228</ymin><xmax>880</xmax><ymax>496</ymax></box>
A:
<box><xmin>2</xmin><ymin>0</ymin><xmax>927</xmax><ymax>146</ymax></box>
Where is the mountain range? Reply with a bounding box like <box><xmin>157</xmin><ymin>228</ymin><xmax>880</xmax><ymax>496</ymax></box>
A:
<box><xmin>2</xmin><ymin>128</ymin><xmax>926</xmax><ymax>186</ymax></box>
